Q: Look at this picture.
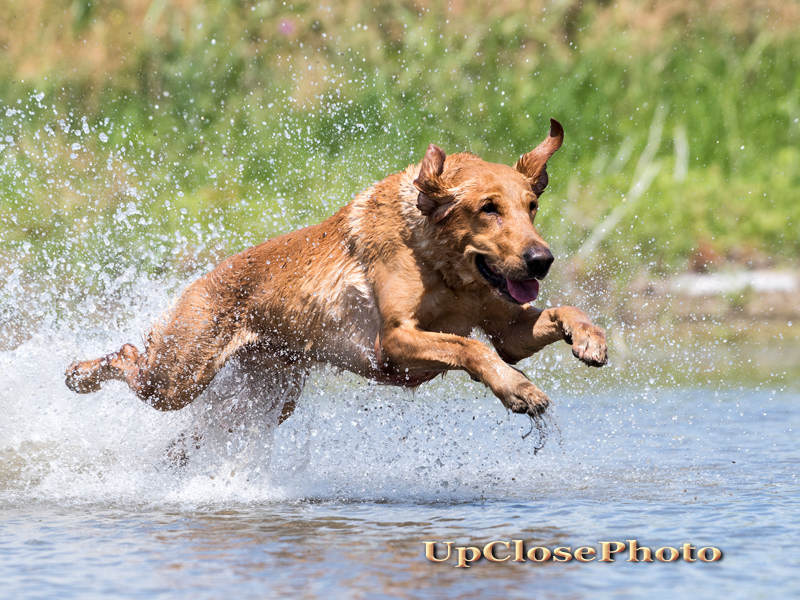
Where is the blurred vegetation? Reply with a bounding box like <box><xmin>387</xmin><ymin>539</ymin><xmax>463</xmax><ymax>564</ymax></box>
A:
<box><xmin>1</xmin><ymin>0</ymin><xmax>799</xmax><ymax>319</ymax></box>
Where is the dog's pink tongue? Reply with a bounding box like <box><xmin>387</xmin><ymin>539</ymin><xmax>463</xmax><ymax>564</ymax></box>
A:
<box><xmin>507</xmin><ymin>278</ymin><xmax>540</xmax><ymax>304</ymax></box>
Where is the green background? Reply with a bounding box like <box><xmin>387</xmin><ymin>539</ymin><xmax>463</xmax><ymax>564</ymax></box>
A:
<box><xmin>1</xmin><ymin>0</ymin><xmax>798</xmax><ymax>331</ymax></box>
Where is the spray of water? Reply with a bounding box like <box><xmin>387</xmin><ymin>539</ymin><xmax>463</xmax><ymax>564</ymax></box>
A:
<box><xmin>1</xmin><ymin>91</ymin><xmax>770</xmax><ymax>511</ymax></box>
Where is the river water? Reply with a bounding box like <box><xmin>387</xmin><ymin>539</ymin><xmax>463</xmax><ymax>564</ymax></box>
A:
<box><xmin>1</xmin><ymin>318</ymin><xmax>798</xmax><ymax>599</ymax></box>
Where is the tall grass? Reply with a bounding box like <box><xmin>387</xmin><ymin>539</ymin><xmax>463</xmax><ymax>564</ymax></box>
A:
<box><xmin>1</xmin><ymin>0</ymin><xmax>799</xmax><ymax>305</ymax></box>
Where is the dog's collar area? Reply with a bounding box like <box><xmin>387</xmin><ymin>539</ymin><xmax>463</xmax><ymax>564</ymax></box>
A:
<box><xmin>475</xmin><ymin>254</ymin><xmax>541</xmax><ymax>304</ymax></box>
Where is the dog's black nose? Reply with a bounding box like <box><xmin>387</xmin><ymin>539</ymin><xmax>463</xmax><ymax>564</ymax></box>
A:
<box><xmin>523</xmin><ymin>247</ymin><xmax>554</xmax><ymax>279</ymax></box>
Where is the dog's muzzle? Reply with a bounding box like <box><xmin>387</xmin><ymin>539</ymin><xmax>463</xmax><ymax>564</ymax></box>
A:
<box><xmin>475</xmin><ymin>254</ymin><xmax>543</xmax><ymax>305</ymax></box>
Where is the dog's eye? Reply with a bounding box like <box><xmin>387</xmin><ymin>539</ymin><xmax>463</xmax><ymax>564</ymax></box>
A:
<box><xmin>481</xmin><ymin>202</ymin><xmax>498</xmax><ymax>215</ymax></box>
<box><xmin>529</xmin><ymin>201</ymin><xmax>538</xmax><ymax>212</ymax></box>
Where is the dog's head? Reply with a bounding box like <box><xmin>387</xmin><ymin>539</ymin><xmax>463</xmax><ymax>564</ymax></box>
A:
<box><xmin>413</xmin><ymin>119</ymin><xmax>564</xmax><ymax>305</ymax></box>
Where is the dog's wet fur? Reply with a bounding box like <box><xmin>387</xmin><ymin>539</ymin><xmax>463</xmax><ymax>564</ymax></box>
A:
<box><xmin>66</xmin><ymin>119</ymin><xmax>607</xmax><ymax>445</ymax></box>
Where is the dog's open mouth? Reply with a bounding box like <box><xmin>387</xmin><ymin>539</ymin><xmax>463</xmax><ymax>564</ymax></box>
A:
<box><xmin>475</xmin><ymin>254</ymin><xmax>541</xmax><ymax>304</ymax></box>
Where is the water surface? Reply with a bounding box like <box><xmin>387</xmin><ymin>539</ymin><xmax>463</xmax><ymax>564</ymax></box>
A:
<box><xmin>1</xmin><ymin>329</ymin><xmax>797</xmax><ymax>598</ymax></box>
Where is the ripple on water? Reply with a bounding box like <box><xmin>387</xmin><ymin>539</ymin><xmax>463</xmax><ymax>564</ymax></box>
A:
<box><xmin>0</xmin><ymin>328</ymin><xmax>799</xmax><ymax>598</ymax></box>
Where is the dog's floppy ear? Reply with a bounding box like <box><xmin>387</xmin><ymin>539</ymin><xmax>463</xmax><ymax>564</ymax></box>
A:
<box><xmin>514</xmin><ymin>118</ymin><xmax>564</xmax><ymax>196</ymax></box>
<box><xmin>413</xmin><ymin>144</ymin><xmax>454</xmax><ymax>222</ymax></box>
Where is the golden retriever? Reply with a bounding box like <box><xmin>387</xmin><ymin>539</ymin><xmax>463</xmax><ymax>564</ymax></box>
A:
<box><xmin>66</xmin><ymin>119</ymin><xmax>607</xmax><ymax>428</ymax></box>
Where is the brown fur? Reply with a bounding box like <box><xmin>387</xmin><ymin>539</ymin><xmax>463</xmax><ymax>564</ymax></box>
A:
<box><xmin>66</xmin><ymin>119</ymin><xmax>607</xmax><ymax>427</ymax></box>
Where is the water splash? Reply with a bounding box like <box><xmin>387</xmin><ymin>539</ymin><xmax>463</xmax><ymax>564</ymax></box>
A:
<box><xmin>0</xmin><ymin>92</ymin><xmax>789</xmax><ymax>514</ymax></box>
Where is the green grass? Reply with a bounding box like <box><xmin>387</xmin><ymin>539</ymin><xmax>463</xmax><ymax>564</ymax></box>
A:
<box><xmin>1</xmin><ymin>0</ymin><xmax>799</xmax><ymax>315</ymax></box>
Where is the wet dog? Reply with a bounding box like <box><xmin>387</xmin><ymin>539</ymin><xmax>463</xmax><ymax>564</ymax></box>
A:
<box><xmin>66</xmin><ymin>119</ymin><xmax>607</xmax><ymax>429</ymax></box>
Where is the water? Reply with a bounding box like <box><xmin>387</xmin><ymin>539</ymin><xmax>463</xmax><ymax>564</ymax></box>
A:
<box><xmin>1</xmin><ymin>318</ymin><xmax>798</xmax><ymax>599</ymax></box>
<box><xmin>2</xmin><ymin>24</ymin><xmax>798</xmax><ymax>598</ymax></box>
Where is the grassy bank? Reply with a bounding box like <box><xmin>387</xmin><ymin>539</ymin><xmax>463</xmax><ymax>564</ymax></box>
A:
<box><xmin>1</xmin><ymin>0</ymin><xmax>799</xmax><ymax>318</ymax></box>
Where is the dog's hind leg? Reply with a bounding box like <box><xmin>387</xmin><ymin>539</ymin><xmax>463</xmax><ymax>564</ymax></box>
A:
<box><xmin>66</xmin><ymin>343</ymin><xmax>143</xmax><ymax>395</ymax></box>
<box><xmin>65</xmin><ymin>276</ymin><xmax>260</xmax><ymax>412</ymax></box>
<box><xmin>168</xmin><ymin>348</ymin><xmax>308</xmax><ymax>467</ymax></box>
<box><xmin>229</xmin><ymin>347</ymin><xmax>308</xmax><ymax>426</ymax></box>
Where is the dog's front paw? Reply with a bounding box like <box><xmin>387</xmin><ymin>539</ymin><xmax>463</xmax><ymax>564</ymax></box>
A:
<box><xmin>503</xmin><ymin>378</ymin><xmax>551</xmax><ymax>418</ymax></box>
<box><xmin>569</xmin><ymin>322</ymin><xmax>608</xmax><ymax>367</ymax></box>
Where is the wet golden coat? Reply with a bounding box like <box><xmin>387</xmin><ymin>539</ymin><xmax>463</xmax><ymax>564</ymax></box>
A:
<box><xmin>66</xmin><ymin>120</ymin><xmax>608</xmax><ymax>423</ymax></box>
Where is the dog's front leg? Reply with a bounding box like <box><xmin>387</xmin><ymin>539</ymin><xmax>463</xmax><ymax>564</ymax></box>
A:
<box><xmin>380</xmin><ymin>325</ymin><xmax>550</xmax><ymax>417</ymax></box>
<box><xmin>486</xmin><ymin>306</ymin><xmax>608</xmax><ymax>367</ymax></box>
